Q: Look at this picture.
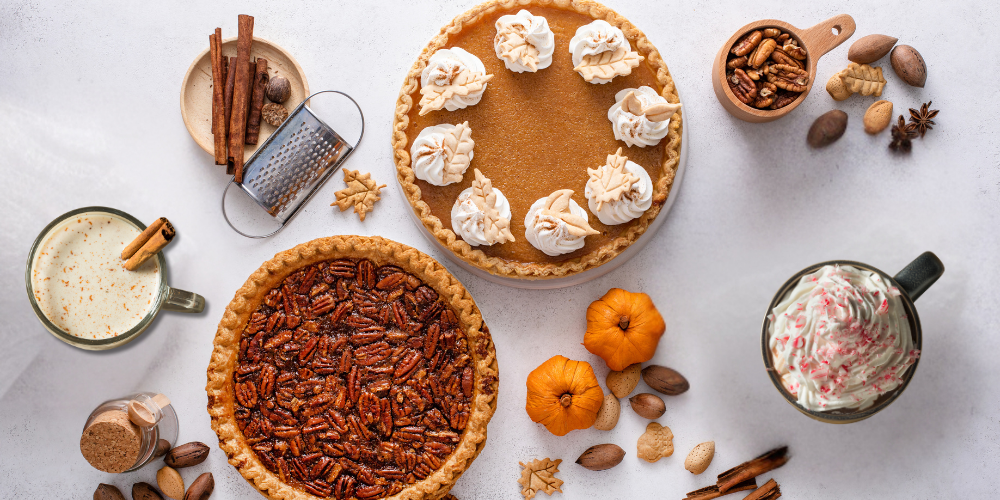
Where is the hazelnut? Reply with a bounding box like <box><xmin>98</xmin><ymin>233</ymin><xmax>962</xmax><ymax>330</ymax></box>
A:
<box><xmin>262</xmin><ymin>103</ymin><xmax>289</xmax><ymax>127</ymax></box>
<box><xmin>265</xmin><ymin>76</ymin><xmax>291</xmax><ymax>103</ymax></box>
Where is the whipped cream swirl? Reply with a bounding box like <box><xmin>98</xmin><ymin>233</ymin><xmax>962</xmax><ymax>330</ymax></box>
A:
<box><xmin>569</xmin><ymin>20</ymin><xmax>630</xmax><ymax>84</ymax></box>
<box><xmin>410</xmin><ymin>124</ymin><xmax>472</xmax><ymax>186</ymax></box>
<box><xmin>524</xmin><ymin>197</ymin><xmax>592</xmax><ymax>256</ymax></box>
<box><xmin>767</xmin><ymin>264</ymin><xmax>919</xmax><ymax>412</ymax></box>
<box><xmin>494</xmin><ymin>10</ymin><xmax>555</xmax><ymax>72</ymax></box>
<box><xmin>608</xmin><ymin>87</ymin><xmax>677</xmax><ymax>148</ymax></box>
<box><xmin>585</xmin><ymin>158</ymin><xmax>653</xmax><ymax>225</ymax></box>
<box><xmin>451</xmin><ymin>186</ymin><xmax>512</xmax><ymax>246</ymax></box>
<box><xmin>421</xmin><ymin>48</ymin><xmax>489</xmax><ymax>111</ymax></box>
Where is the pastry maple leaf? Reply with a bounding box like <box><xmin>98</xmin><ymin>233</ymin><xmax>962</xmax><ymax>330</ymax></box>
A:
<box><xmin>838</xmin><ymin>62</ymin><xmax>886</xmax><ymax>97</ymax></box>
<box><xmin>622</xmin><ymin>91</ymin><xmax>681</xmax><ymax>122</ymax></box>
<box><xmin>441</xmin><ymin>122</ymin><xmax>474</xmax><ymax>185</ymax></box>
<box><xmin>469</xmin><ymin>168</ymin><xmax>515</xmax><ymax>244</ymax></box>
<box><xmin>332</xmin><ymin>169</ymin><xmax>386</xmax><ymax>221</ymax></box>
<box><xmin>518</xmin><ymin>458</ymin><xmax>563</xmax><ymax>500</ymax></box>
<box><xmin>586</xmin><ymin>147</ymin><xmax>637</xmax><ymax>211</ymax></box>
<box><xmin>573</xmin><ymin>46</ymin><xmax>643</xmax><ymax>83</ymax></box>
<box><xmin>418</xmin><ymin>69</ymin><xmax>493</xmax><ymax>115</ymax></box>
<box><xmin>497</xmin><ymin>27</ymin><xmax>540</xmax><ymax>70</ymax></box>
<box><xmin>538</xmin><ymin>189</ymin><xmax>600</xmax><ymax>237</ymax></box>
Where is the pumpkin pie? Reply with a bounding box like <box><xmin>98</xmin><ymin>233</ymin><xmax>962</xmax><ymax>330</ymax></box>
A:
<box><xmin>392</xmin><ymin>0</ymin><xmax>683</xmax><ymax>279</ymax></box>
<box><xmin>207</xmin><ymin>236</ymin><xmax>498</xmax><ymax>499</ymax></box>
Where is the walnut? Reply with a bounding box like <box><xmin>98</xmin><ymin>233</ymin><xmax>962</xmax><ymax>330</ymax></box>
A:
<box><xmin>261</xmin><ymin>103</ymin><xmax>288</xmax><ymax>127</ymax></box>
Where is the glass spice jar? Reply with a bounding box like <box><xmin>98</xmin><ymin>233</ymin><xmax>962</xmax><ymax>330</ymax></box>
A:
<box><xmin>80</xmin><ymin>392</ymin><xmax>178</xmax><ymax>473</ymax></box>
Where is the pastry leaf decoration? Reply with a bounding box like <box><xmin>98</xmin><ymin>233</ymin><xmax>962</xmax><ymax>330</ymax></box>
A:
<box><xmin>419</xmin><ymin>69</ymin><xmax>494</xmax><ymax>115</ymax></box>
<box><xmin>586</xmin><ymin>147</ymin><xmax>637</xmax><ymax>211</ymax></box>
<box><xmin>497</xmin><ymin>27</ymin><xmax>540</xmax><ymax>71</ymax></box>
<box><xmin>622</xmin><ymin>91</ymin><xmax>681</xmax><ymax>122</ymax></box>
<box><xmin>441</xmin><ymin>121</ymin><xmax>474</xmax><ymax>185</ymax></box>
<box><xmin>470</xmin><ymin>168</ymin><xmax>515</xmax><ymax>244</ymax></box>
<box><xmin>332</xmin><ymin>169</ymin><xmax>386</xmax><ymax>221</ymax></box>
<box><xmin>518</xmin><ymin>458</ymin><xmax>564</xmax><ymax>500</ymax></box>
<box><xmin>573</xmin><ymin>46</ymin><xmax>643</xmax><ymax>83</ymax></box>
<box><xmin>538</xmin><ymin>189</ymin><xmax>600</xmax><ymax>237</ymax></box>
<box><xmin>838</xmin><ymin>62</ymin><xmax>886</xmax><ymax>97</ymax></box>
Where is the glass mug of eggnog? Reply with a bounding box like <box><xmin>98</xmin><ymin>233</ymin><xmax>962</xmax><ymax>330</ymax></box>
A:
<box><xmin>25</xmin><ymin>207</ymin><xmax>205</xmax><ymax>350</ymax></box>
<box><xmin>761</xmin><ymin>252</ymin><xmax>944</xmax><ymax>423</ymax></box>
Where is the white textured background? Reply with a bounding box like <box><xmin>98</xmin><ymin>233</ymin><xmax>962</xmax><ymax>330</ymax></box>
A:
<box><xmin>1</xmin><ymin>0</ymin><xmax>999</xmax><ymax>498</ymax></box>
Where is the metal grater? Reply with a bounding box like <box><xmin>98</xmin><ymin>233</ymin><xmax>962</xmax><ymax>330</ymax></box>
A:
<box><xmin>222</xmin><ymin>90</ymin><xmax>365</xmax><ymax>238</ymax></box>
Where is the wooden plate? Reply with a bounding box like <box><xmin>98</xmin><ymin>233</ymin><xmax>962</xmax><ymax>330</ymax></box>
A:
<box><xmin>180</xmin><ymin>37</ymin><xmax>309</xmax><ymax>162</ymax></box>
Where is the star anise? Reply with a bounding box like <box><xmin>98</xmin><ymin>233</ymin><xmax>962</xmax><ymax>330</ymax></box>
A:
<box><xmin>889</xmin><ymin>115</ymin><xmax>919</xmax><ymax>153</ymax></box>
<box><xmin>908</xmin><ymin>101</ymin><xmax>939</xmax><ymax>137</ymax></box>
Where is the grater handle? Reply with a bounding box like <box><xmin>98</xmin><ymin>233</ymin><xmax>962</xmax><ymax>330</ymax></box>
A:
<box><xmin>221</xmin><ymin>180</ymin><xmax>286</xmax><ymax>239</ymax></box>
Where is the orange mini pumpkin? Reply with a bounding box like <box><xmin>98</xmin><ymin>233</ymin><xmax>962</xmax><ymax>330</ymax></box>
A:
<box><xmin>584</xmin><ymin>288</ymin><xmax>666</xmax><ymax>371</ymax></box>
<box><xmin>525</xmin><ymin>355</ymin><xmax>604</xmax><ymax>436</ymax></box>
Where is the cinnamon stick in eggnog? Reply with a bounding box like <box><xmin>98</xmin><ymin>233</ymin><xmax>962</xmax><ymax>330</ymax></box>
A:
<box><xmin>227</xmin><ymin>14</ymin><xmax>254</xmax><ymax>183</ymax></box>
<box><xmin>121</xmin><ymin>217</ymin><xmax>167</xmax><ymax>260</ymax></box>
<box><xmin>124</xmin><ymin>221</ymin><xmax>175</xmax><ymax>271</ymax></box>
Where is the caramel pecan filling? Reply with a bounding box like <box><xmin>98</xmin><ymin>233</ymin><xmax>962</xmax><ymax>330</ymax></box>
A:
<box><xmin>233</xmin><ymin>258</ymin><xmax>475</xmax><ymax>499</ymax></box>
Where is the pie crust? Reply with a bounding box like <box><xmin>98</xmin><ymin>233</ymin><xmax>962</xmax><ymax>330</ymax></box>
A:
<box><xmin>207</xmin><ymin>236</ymin><xmax>499</xmax><ymax>499</ymax></box>
<box><xmin>392</xmin><ymin>0</ymin><xmax>683</xmax><ymax>279</ymax></box>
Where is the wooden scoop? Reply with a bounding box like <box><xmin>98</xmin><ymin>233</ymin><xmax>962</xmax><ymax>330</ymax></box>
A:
<box><xmin>127</xmin><ymin>394</ymin><xmax>171</xmax><ymax>428</ymax></box>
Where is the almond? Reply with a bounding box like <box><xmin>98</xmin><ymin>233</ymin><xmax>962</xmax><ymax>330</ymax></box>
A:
<box><xmin>629</xmin><ymin>393</ymin><xmax>665</xmax><ymax>419</ymax></box>
<box><xmin>684</xmin><ymin>441</ymin><xmax>716</xmax><ymax>474</ymax></box>
<box><xmin>641</xmin><ymin>365</ymin><xmax>689</xmax><ymax>396</ymax></box>
<box><xmin>863</xmin><ymin>100</ymin><xmax>894</xmax><ymax>134</ymax></box>
<box><xmin>890</xmin><ymin>45</ymin><xmax>927</xmax><ymax>88</ymax></box>
<box><xmin>593</xmin><ymin>393</ymin><xmax>620</xmax><ymax>431</ymax></box>
<box><xmin>575</xmin><ymin>443</ymin><xmax>626</xmax><ymax>471</ymax></box>
<box><xmin>826</xmin><ymin>73</ymin><xmax>853</xmax><ymax>101</ymax></box>
<box><xmin>156</xmin><ymin>466</ymin><xmax>185</xmax><ymax>500</ymax></box>
<box><xmin>606</xmin><ymin>363</ymin><xmax>640</xmax><ymax>398</ymax></box>
<box><xmin>847</xmin><ymin>34</ymin><xmax>897</xmax><ymax>64</ymax></box>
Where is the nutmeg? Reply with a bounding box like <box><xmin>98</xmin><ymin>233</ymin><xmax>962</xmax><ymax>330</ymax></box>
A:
<box><xmin>265</xmin><ymin>76</ymin><xmax>291</xmax><ymax>103</ymax></box>
<box><xmin>261</xmin><ymin>103</ymin><xmax>289</xmax><ymax>127</ymax></box>
<box><xmin>629</xmin><ymin>393</ymin><xmax>665</xmax><ymax>419</ymax></box>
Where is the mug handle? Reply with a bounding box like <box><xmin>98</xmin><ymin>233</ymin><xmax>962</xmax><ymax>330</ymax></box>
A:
<box><xmin>162</xmin><ymin>286</ymin><xmax>206</xmax><ymax>313</ymax></box>
<box><xmin>893</xmin><ymin>251</ymin><xmax>944</xmax><ymax>302</ymax></box>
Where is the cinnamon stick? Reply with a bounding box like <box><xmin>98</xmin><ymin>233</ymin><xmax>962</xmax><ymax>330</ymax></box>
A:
<box><xmin>124</xmin><ymin>221</ymin><xmax>175</xmax><ymax>271</ymax></box>
<box><xmin>210</xmin><ymin>29</ymin><xmax>226</xmax><ymax>165</ymax></box>
<box><xmin>245</xmin><ymin>57</ymin><xmax>269</xmax><ymax>145</ymax></box>
<box><xmin>717</xmin><ymin>447</ymin><xmax>789</xmax><ymax>493</ymax></box>
<box><xmin>121</xmin><ymin>217</ymin><xmax>167</xmax><ymax>260</ymax></box>
<box><xmin>223</xmin><ymin>55</ymin><xmax>236</xmax><ymax>163</ymax></box>
<box><xmin>227</xmin><ymin>14</ymin><xmax>254</xmax><ymax>183</ymax></box>
<box><xmin>742</xmin><ymin>479</ymin><xmax>780</xmax><ymax>500</ymax></box>
<box><xmin>685</xmin><ymin>479</ymin><xmax>757</xmax><ymax>500</ymax></box>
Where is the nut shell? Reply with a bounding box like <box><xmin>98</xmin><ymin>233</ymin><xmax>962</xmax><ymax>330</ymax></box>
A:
<box><xmin>848</xmin><ymin>34</ymin><xmax>897</xmax><ymax>64</ymax></box>
<box><xmin>807</xmin><ymin>110</ymin><xmax>848</xmax><ymax>148</ymax></box>
<box><xmin>826</xmin><ymin>74</ymin><xmax>853</xmax><ymax>101</ymax></box>
<box><xmin>593</xmin><ymin>393</ymin><xmax>621</xmax><ymax>431</ymax></box>
<box><xmin>864</xmin><ymin>100</ymin><xmax>894</xmax><ymax>134</ymax></box>
<box><xmin>629</xmin><ymin>393</ymin><xmax>666</xmax><ymax>419</ymax></box>
<box><xmin>183</xmin><ymin>472</ymin><xmax>215</xmax><ymax>500</ymax></box>
<box><xmin>265</xmin><ymin>75</ymin><xmax>291</xmax><ymax>103</ymax></box>
<box><xmin>576</xmin><ymin>443</ymin><xmax>626</xmax><ymax>471</ymax></box>
<box><xmin>94</xmin><ymin>484</ymin><xmax>126</xmax><ymax>500</ymax></box>
<box><xmin>165</xmin><ymin>441</ymin><xmax>210</xmax><ymax>468</ymax></box>
<box><xmin>606</xmin><ymin>363</ymin><xmax>641</xmax><ymax>398</ymax></box>
<box><xmin>890</xmin><ymin>45</ymin><xmax>927</xmax><ymax>88</ymax></box>
<box><xmin>156</xmin><ymin>466</ymin><xmax>185</xmax><ymax>500</ymax></box>
<box><xmin>684</xmin><ymin>441</ymin><xmax>716</xmax><ymax>474</ymax></box>
<box><xmin>132</xmin><ymin>483</ymin><xmax>165</xmax><ymax>500</ymax></box>
<box><xmin>641</xmin><ymin>365</ymin><xmax>690</xmax><ymax>396</ymax></box>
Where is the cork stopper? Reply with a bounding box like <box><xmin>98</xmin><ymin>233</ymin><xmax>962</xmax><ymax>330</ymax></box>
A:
<box><xmin>80</xmin><ymin>409</ymin><xmax>141</xmax><ymax>473</ymax></box>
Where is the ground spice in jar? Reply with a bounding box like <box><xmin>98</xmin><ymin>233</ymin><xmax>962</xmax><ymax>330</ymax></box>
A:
<box><xmin>80</xmin><ymin>410</ymin><xmax>141</xmax><ymax>473</ymax></box>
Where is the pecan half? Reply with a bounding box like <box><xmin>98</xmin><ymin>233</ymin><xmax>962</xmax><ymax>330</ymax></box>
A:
<box><xmin>769</xmin><ymin>90</ymin><xmax>800</xmax><ymax>110</ymax></box>
<box><xmin>728</xmin><ymin>69</ymin><xmax>758</xmax><ymax>105</ymax></box>
<box><xmin>748</xmin><ymin>38</ymin><xmax>777</xmax><ymax>68</ymax></box>
<box><xmin>754</xmin><ymin>82</ymin><xmax>778</xmax><ymax>108</ymax></box>
<box><xmin>726</xmin><ymin>56</ymin><xmax>748</xmax><ymax>69</ymax></box>
<box><xmin>731</xmin><ymin>30</ymin><xmax>762</xmax><ymax>56</ymax></box>
<box><xmin>762</xmin><ymin>28</ymin><xmax>781</xmax><ymax>38</ymax></box>
<box><xmin>783</xmin><ymin>42</ymin><xmax>807</xmax><ymax>60</ymax></box>
<box><xmin>767</xmin><ymin>64</ymin><xmax>810</xmax><ymax>92</ymax></box>
<box><xmin>770</xmin><ymin>48</ymin><xmax>804</xmax><ymax>69</ymax></box>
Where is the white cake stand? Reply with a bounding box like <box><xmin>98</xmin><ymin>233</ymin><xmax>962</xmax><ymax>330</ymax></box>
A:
<box><xmin>403</xmin><ymin>121</ymin><xmax>689</xmax><ymax>289</ymax></box>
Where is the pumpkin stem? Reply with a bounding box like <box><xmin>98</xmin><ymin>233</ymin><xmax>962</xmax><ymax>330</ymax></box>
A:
<box><xmin>618</xmin><ymin>315</ymin><xmax>630</xmax><ymax>330</ymax></box>
<box><xmin>559</xmin><ymin>394</ymin><xmax>572</xmax><ymax>407</ymax></box>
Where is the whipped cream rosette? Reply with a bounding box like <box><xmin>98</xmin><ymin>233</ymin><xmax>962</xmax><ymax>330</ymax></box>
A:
<box><xmin>493</xmin><ymin>10</ymin><xmax>555</xmax><ymax>73</ymax></box>
<box><xmin>525</xmin><ymin>189</ymin><xmax>599</xmax><ymax>256</ymax></box>
<box><xmin>608</xmin><ymin>87</ymin><xmax>681</xmax><ymax>147</ymax></box>
<box><xmin>411</xmin><ymin>122</ymin><xmax>475</xmax><ymax>186</ymax></box>
<box><xmin>768</xmin><ymin>264</ymin><xmax>920</xmax><ymax>412</ymax></box>
<box><xmin>419</xmin><ymin>48</ymin><xmax>493</xmax><ymax>115</ymax></box>
<box><xmin>451</xmin><ymin>169</ymin><xmax>515</xmax><ymax>247</ymax></box>
<box><xmin>570</xmin><ymin>20</ymin><xmax>643</xmax><ymax>84</ymax></box>
<box><xmin>584</xmin><ymin>148</ymin><xmax>653</xmax><ymax>225</ymax></box>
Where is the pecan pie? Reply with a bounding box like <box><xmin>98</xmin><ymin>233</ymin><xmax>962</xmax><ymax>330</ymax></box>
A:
<box><xmin>207</xmin><ymin>236</ymin><xmax>498</xmax><ymax>500</ymax></box>
<box><xmin>392</xmin><ymin>0</ymin><xmax>683</xmax><ymax>279</ymax></box>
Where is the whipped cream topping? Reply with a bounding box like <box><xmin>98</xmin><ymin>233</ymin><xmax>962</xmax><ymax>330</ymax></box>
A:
<box><xmin>419</xmin><ymin>48</ymin><xmax>491</xmax><ymax>113</ymax></box>
<box><xmin>524</xmin><ymin>190</ymin><xmax>598</xmax><ymax>256</ymax></box>
<box><xmin>584</xmin><ymin>151</ymin><xmax>653</xmax><ymax>225</ymax></box>
<box><xmin>569</xmin><ymin>20</ymin><xmax>637</xmax><ymax>84</ymax></box>
<box><xmin>451</xmin><ymin>186</ymin><xmax>513</xmax><ymax>246</ymax></box>
<box><xmin>494</xmin><ymin>10</ymin><xmax>555</xmax><ymax>73</ymax></box>
<box><xmin>607</xmin><ymin>87</ymin><xmax>680</xmax><ymax>148</ymax></box>
<box><xmin>767</xmin><ymin>264</ymin><xmax>919</xmax><ymax>412</ymax></box>
<box><xmin>410</xmin><ymin>122</ymin><xmax>474</xmax><ymax>186</ymax></box>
